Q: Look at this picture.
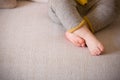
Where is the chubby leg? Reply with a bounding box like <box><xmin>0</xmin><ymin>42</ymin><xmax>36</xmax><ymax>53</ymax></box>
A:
<box><xmin>48</xmin><ymin>0</ymin><xmax>115</xmax><ymax>55</ymax></box>
<box><xmin>48</xmin><ymin>0</ymin><xmax>85</xmax><ymax>47</ymax></box>
<box><xmin>49</xmin><ymin>7</ymin><xmax>86</xmax><ymax>47</ymax></box>
<box><xmin>69</xmin><ymin>0</ymin><xmax>116</xmax><ymax>55</ymax></box>
<box><xmin>86</xmin><ymin>0</ymin><xmax>116</xmax><ymax>32</ymax></box>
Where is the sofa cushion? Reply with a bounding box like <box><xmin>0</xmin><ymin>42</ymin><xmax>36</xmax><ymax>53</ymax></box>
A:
<box><xmin>0</xmin><ymin>0</ymin><xmax>17</xmax><ymax>9</ymax></box>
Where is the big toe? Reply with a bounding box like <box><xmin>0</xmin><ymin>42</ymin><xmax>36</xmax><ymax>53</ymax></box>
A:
<box><xmin>91</xmin><ymin>48</ymin><xmax>101</xmax><ymax>56</ymax></box>
<box><xmin>90</xmin><ymin>44</ymin><xmax>104</xmax><ymax>56</ymax></box>
<box><xmin>98</xmin><ymin>43</ymin><xmax>104</xmax><ymax>52</ymax></box>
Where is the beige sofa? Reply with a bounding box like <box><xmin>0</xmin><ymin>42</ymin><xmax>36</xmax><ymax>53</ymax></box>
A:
<box><xmin>0</xmin><ymin>0</ymin><xmax>120</xmax><ymax>80</ymax></box>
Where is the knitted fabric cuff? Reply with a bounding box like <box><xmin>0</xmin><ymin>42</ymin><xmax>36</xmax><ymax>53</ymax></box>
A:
<box><xmin>84</xmin><ymin>16</ymin><xmax>94</xmax><ymax>33</ymax></box>
<box><xmin>67</xmin><ymin>20</ymin><xmax>86</xmax><ymax>33</ymax></box>
<box><xmin>67</xmin><ymin>16</ymin><xmax>94</xmax><ymax>33</ymax></box>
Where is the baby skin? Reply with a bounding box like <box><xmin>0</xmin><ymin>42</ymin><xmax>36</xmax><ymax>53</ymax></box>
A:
<box><xmin>65</xmin><ymin>23</ymin><xmax>104</xmax><ymax>56</ymax></box>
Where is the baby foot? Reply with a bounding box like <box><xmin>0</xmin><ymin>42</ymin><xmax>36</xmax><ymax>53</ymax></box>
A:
<box><xmin>73</xmin><ymin>25</ymin><xmax>104</xmax><ymax>56</ymax></box>
<box><xmin>65</xmin><ymin>32</ymin><xmax>85</xmax><ymax>47</ymax></box>
<box><xmin>84</xmin><ymin>34</ymin><xmax>104</xmax><ymax>56</ymax></box>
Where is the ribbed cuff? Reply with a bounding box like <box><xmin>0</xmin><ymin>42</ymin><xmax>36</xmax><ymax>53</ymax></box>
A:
<box><xmin>67</xmin><ymin>20</ymin><xmax>86</xmax><ymax>33</ymax></box>
<box><xmin>84</xmin><ymin>16</ymin><xmax>94</xmax><ymax>33</ymax></box>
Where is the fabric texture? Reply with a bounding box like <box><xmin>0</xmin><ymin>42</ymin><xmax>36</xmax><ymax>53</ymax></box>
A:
<box><xmin>0</xmin><ymin>0</ymin><xmax>17</xmax><ymax>9</ymax></box>
<box><xmin>48</xmin><ymin>0</ymin><xmax>116</xmax><ymax>33</ymax></box>
<box><xmin>67</xmin><ymin>20</ymin><xmax>86</xmax><ymax>33</ymax></box>
<box><xmin>0</xmin><ymin>1</ymin><xmax>120</xmax><ymax>80</ymax></box>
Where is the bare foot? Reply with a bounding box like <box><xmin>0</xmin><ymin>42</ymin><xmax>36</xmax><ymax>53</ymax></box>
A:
<box><xmin>73</xmin><ymin>24</ymin><xmax>104</xmax><ymax>56</ymax></box>
<box><xmin>65</xmin><ymin>32</ymin><xmax>86</xmax><ymax>47</ymax></box>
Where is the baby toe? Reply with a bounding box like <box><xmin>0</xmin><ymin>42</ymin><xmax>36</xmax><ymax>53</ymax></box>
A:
<box><xmin>98</xmin><ymin>44</ymin><xmax>104</xmax><ymax>52</ymax></box>
<box><xmin>91</xmin><ymin>48</ymin><xmax>101</xmax><ymax>56</ymax></box>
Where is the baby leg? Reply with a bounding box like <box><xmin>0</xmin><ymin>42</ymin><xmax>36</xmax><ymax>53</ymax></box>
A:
<box><xmin>48</xmin><ymin>0</ymin><xmax>85</xmax><ymax>47</ymax></box>
<box><xmin>86</xmin><ymin>0</ymin><xmax>116</xmax><ymax>32</ymax></box>
<box><xmin>73</xmin><ymin>0</ymin><xmax>116</xmax><ymax>55</ymax></box>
